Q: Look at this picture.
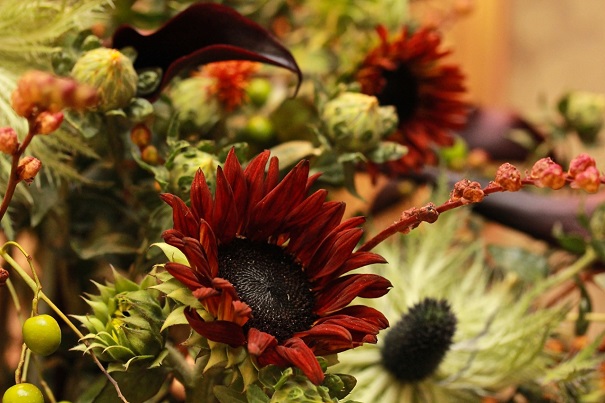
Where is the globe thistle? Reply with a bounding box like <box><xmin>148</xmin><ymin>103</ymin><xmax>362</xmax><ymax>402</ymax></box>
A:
<box><xmin>331</xmin><ymin>207</ymin><xmax>599</xmax><ymax>402</ymax></box>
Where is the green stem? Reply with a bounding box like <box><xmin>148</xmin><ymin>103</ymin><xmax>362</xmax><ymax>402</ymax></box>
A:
<box><xmin>164</xmin><ymin>342</ymin><xmax>194</xmax><ymax>387</ymax></box>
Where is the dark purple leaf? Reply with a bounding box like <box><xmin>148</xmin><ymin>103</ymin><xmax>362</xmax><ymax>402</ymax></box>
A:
<box><xmin>112</xmin><ymin>3</ymin><xmax>302</xmax><ymax>100</ymax></box>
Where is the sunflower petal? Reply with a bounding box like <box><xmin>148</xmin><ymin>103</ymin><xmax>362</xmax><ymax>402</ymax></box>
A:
<box><xmin>276</xmin><ymin>337</ymin><xmax>324</xmax><ymax>385</ymax></box>
<box><xmin>247</xmin><ymin>328</ymin><xmax>277</xmax><ymax>356</ymax></box>
<box><xmin>212</xmin><ymin>166</ymin><xmax>239</xmax><ymax>243</ymax></box>
<box><xmin>190</xmin><ymin>169</ymin><xmax>214</xmax><ymax>223</ymax></box>
<box><xmin>314</xmin><ymin>274</ymin><xmax>392</xmax><ymax>315</ymax></box>
<box><xmin>185</xmin><ymin>308</ymin><xmax>246</xmax><ymax>347</ymax></box>
<box><xmin>164</xmin><ymin>262</ymin><xmax>204</xmax><ymax>290</ymax></box>
<box><xmin>160</xmin><ymin>194</ymin><xmax>198</xmax><ymax>238</ymax></box>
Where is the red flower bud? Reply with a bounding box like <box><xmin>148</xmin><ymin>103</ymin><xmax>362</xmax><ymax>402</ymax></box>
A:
<box><xmin>0</xmin><ymin>127</ymin><xmax>19</xmax><ymax>155</ymax></box>
<box><xmin>530</xmin><ymin>158</ymin><xmax>566</xmax><ymax>189</ymax></box>
<box><xmin>494</xmin><ymin>162</ymin><xmax>522</xmax><ymax>191</ymax></box>
<box><xmin>16</xmin><ymin>156</ymin><xmax>42</xmax><ymax>183</ymax></box>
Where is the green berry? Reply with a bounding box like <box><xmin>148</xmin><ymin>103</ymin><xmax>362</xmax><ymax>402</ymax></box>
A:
<box><xmin>244</xmin><ymin>115</ymin><xmax>275</xmax><ymax>143</ymax></box>
<box><xmin>22</xmin><ymin>314</ymin><xmax>61</xmax><ymax>356</ymax></box>
<box><xmin>2</xmin><ymin>383</ymin><xmax>44</xmax><ymax>403</ymax></box>
<box><xmin>246</xmin><ymin>78</ymin><xmax>272</xmax><ymax>106</ymax></box>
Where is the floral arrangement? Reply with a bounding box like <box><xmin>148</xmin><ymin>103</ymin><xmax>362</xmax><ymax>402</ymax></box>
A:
<box><xmin>1</xmin><ymin>1</ymin><xmax>605</xmax><ymax>402</ymax></box>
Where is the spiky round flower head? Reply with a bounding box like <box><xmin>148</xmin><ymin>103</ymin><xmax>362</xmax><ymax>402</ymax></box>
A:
<box><xmin>158</xmin><ymin>149</ymin><xmax>391</xmax><ymax>384</ymax></box>
<box><xmin>169</xmin><ymin>76</ymin><xmax>221</xmax><ymax>131</ymax></box>
<box><xmin>558</xmin><ymin>91</ymin><xmax>605</xmax><ymax>144</ymax></box>
<box><xmin>322</xmin><ymin>92</ymin><xmax>398</xmax><ymax>153</ymax></box>
<box><xmin>71</xmin><ymin>48</ymin><xmax>138</xmax><ymax>111</ymax></box>
<box><xmin>356</xmin><ymin>25</ymin><xmax>469</xmax><ymax>174</ymax></box>
<box><xmin>381</xmin><ymin>298</ymin><xmax>457</xmax><ymax>382</ymax></box>
<box><xmin>72</xmin><ymin>269</ymin><xmax>167</xmax><ymax>368</ymax></box>
<box><xmin>331</xmin><ymin>208</ymin><xmax>577</xmax><ymax>402</ymax></box>
<box><xmin>194</xmin><ymin>60</ymin><xmax>260</xmax><ymax>112</ymax></box>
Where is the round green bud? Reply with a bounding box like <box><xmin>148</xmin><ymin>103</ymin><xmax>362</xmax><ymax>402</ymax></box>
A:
<box><xmin>244</xmin><ymin>115</ymin><xmax>275</xmax><ymax>143</ymax></box>
<box><xmin>169</xmin><ymin>76</ymin><xmax>221</xmax><ymax>131</ymax></box>
<box><xmin>71</xmin><ymin>48</ymin><xmax>138</xmax><ymax>111</ymax></box>
<box><xmin>322</xmin><ymin>92</ymin><xmax>398</xmax><ymax>153</ymax></box>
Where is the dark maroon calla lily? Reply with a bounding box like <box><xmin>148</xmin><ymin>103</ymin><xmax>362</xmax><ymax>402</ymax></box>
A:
<box><xmin>112</xmin><ymin>3</ymin><xmax>302</xmax><ymax>100</ymax></box>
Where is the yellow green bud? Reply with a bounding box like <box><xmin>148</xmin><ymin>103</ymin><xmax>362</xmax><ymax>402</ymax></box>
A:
<box><xmin>558</xmin><ymin>91</ymin><xmax>605</xmax><ymax>144</ymax></box>
<box><xmin>71</xmin><ymin>48</ymin><xmax>138</xmax><ymax>111</ymax></box>
<box><xmin>322</xmin><ymin>92</ymin><xmax>397</xmax><ymax>153</ymax></box>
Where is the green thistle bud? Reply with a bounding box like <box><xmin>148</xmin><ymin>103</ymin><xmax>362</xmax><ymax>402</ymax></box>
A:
<box><xmin>558</xmin><ymin>91</ymin><xmax>605</xmax><ymax>144</ymax></box>
<box><xmin>322</xmin><ymin>92</ymin><xmax>398</xmax><ymax>153</ymax></box>
<box><xmin>72</xmin><ymin>269</ymin><xmax>167</xmax><ymax>367</ymax></box>
<box><xmin>71</xmin><ymin>48</ymin><xmax>138</xmax><ymax>111</ymax></box>
<box><xmin>169</xmin><ymin>76</ymin><xmax>221</xmax><ymax>131</ymax></box>
<box><xmin>381</xmin><ymin>298</ymin><xmax>457</xmax><ymax>382</ymax></box>
<box><xmin>168</xmin><ymin>148</ymin><xmax>220</xmax><ymax>195</ymax></box>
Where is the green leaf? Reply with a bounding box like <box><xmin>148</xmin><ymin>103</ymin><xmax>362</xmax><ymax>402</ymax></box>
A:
<box><xmin>366</xmin><ymin>141</ymin><xmax>407</xmax><ymax>163</ymax></box>
<box><xmin>160</xmin><ymin>305</ymin><xmax>188</xmax><ymax>331</ymax></box>
<box><xmin>166</xmin><ymin>287</ymin><xmax>203</xmax><ymax>307</ymax></box>
<box><xmin>151</xmin><ymin>242</ymin><xmax>188</xmax><ymax>265</ymax></box>
<box><xmin>71</xmin><ymin>233</ymin><xmax>139</xmax><ymax>260</ymax></box>
<box><xmin>214</xmin><ymin>385</ymin><xmax>248</xmax><ymax>403</ymax></box>
<box><xmin>78</xmin><ymin>367</ymin><xmax>168</xmax><ymax>403</ymax></box>
<box><xmin>246</xmin><ymin>384</ymin><xmax>271</xmax><ymax>403</ymax></box>
<box><xmin>269</xmin><ymin>141</ymin><xmax>320</xmax><ymax>168</ymax></box>
<box><xmin>487</xmin><ymin>245</ymin><xmax>550</xmax><ymax>283</ymax></box>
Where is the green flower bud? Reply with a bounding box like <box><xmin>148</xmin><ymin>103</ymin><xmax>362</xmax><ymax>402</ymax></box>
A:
<box><xmin>322</xmin><ymin>92</ymin><xmax>398</xmax><ymax>153</ymax></box>
<box><xmin>558</xmin><ymin>91</ymin><xmax>605</xmax><ymax>144</ymax></box>
<box><xmin>71</xmin><ymin>48</ymin><xmax>138</xmax><ymax>111</ymax></box>
<box><xmin>169</xmin><ymin>76</ymin><xmax>221</xmax><ymax>131</ymax></box>
<box><xmin>168</xmin><ymin>148</ymin><xmax>220</xmax><ymax>195</ymax></box>
<box><xmin>72</xmin><ymin>270</ymin><xmax>166</xmax><ymax>367</ymax></box>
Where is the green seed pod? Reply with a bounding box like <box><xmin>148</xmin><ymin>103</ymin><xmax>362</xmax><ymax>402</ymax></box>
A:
<box><xmin>71</xmin><ymin>48</ymin><xmax>138</xmax><ymax>111</ymax></box>
<box><xmin>322</xmin><ymin>92</ymin><xmax>398</xmax><ymax>153</ymax></box>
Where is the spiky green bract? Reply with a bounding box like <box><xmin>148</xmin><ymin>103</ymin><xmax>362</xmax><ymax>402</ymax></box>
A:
<box><xmin>381</xmin><ymin>298</ymin><xmax>456</xmax><ymax>382</ymax></box>
<box><xmin>214</xmin><ymin>357</ymin><xmax>358</xmax><ymax>403</ymax></box>
<box><xmin>72</xmin><ymin>268</ymin><xmax>169</xmax><ymax>370</ymax></box>
<box><xmin>331</xmin><ymin>207</ymin><xmax>580</xmax><ymax>402</ymax></box>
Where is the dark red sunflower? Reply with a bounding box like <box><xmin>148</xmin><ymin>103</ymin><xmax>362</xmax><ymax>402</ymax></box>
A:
<box><xmin>357</xmin><ymin>25</ymin><xmax>469</xmax><ymax>174</ymax></box>
<box><xmin>160</xmin><ymin>149</ymin><xmax>391</xmax><ymax>384</ymax></box>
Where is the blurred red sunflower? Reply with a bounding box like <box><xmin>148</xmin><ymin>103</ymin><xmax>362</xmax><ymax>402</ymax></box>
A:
<box><xmin>357</xmin><ymin>25</ymin><xmax>469</xmax><ymax>174</ymax></box>
<box><xmin>160</xmin><ymin>149</ymin><xmax>391</xmax><ymax>384</ymax></box>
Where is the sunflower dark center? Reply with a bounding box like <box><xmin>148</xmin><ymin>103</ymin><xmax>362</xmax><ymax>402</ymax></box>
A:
<box><xmin>377</xmin><ymin>65</ymin><xmax>420</xmax><ymax>122</ymax></box>
<box><xmin>217</xmin><ymin>238</ymin><xmax>316</xmax><ymax>342</ymax></box>
<box><xmin>381</xmin><ymin>298</ymin><xmax>457</xmax><ymax>382</ymax></box>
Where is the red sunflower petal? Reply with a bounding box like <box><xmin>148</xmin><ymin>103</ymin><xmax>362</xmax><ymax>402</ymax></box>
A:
<box><xmin>328</xmin><ymin>251</ymin><xmax>387</xmax><ymax>280</ymax></box>
<box><xmin>243</xmin><ymin>150</ymin><xmax>271</xmax><ymax>218</ymax></box>
<box><xmin>212</xmin><ymin>166</ymin><xmax>239</xmax><ymax>243</ymax></box>
<box><xmin>328</xmin><ymin>305</ymin><xmax>389</xmax><ymax>329</ymax></box>
<box><xmin>160</xmin><ymin>193</ymin><xmax>198</xmax><ymax>238</ymax></box>
<box><xmin>164</xmin><ymin>262</ymin><xmax>205</xmax><ymax>290</ymax></box>
<box><xmin>314</xmin><ymin>274</ymin><xmax>392</xmax><ymax>315</ymax></box>
<box><xmin>185</xmin><ymin>307</ymin><xmax>246</xmax><ymax>347</ymax></box>
<box><xmin>199</xmin><ymin>220</ymin><xmax>219</xmax><ymax>277</ymax></box>
<box><xmin>275</xmin><ymin>338</ymin><xmax>324</xmax><ymax>385</ymax></box>
<box><xmin>189</xmin><ymin>169</ymin><xmax>214</xmax><ymax>224</ymax></box>
<box><xmin>223</xmin><ymin>148</ymin><xmax>248</xmax><ymax>225</ymax></box>
<box><xmin>247</xmin><ymin>327</ymin><xmax>277</xmax><ymax>356</ymax></box>
<box><xmin>294</xmin><ymin>323</ymin><xmax>353</xmax><ymax>355</ymax></box>
<box><xmin>306</xmin><ymin>227</ymin><xmax>363</xmax><ymax>281</ymax></box>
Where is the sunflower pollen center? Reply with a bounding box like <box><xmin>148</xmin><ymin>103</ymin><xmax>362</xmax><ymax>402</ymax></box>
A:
<box><xmin>217</xmin><ymin>238</ymin><xmax>316</xmax><ymax>342</ymax></box>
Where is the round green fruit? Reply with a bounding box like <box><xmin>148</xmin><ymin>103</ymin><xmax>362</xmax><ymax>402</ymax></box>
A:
<box><xmin>246</xmin><ymin>78</ymin><xmax>272</xmax><ymax>106</ymax></box>
<box><xmin>22</xmin><ymin>314</ymin><xmax>61</xmax><ymax>356</ymax></box>
<box><xmin>244</xmin><ymin>115</ymin><xmax>275</xmax><ymax>143</ymax></box>
<box><xmin>2</xmin><ymin>383</ymin><xmax>44</xmax><ymax>403</ymax></box>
